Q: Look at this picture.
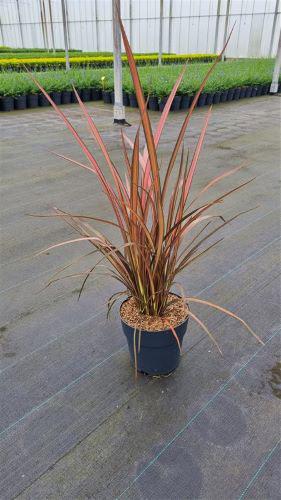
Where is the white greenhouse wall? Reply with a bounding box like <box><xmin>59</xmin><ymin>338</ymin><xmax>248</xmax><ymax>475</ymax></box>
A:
<box><xmin>0</xmin><ymin>0</ymin><xmax>280</xmax><ymax>57</ymax></box>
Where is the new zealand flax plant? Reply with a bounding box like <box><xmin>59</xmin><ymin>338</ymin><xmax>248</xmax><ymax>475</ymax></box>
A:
<box><xmin>30</xmin><ymin>14</ymin><xmax>263</xmax><ymax>375</ymax></box>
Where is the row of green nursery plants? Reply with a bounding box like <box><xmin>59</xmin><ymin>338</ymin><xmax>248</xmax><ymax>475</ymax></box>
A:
<box><xmin>0</xmin><ymin>51</ymin><xmax>170</xmax><ymax>59</ymax></box>
<box><xmin>0</xmin><ymin>45</ymin><xmax>82</xmax><ymax>53</ymax></box>
<box><xmin>0</xmin><ymin>53</ymin><xmax>216</xmax><ymax>71</ymax></box>
<box><xmin>0</xmin><ymin>58</ymin><xmax>277</xmax><ymax>111</ymax></box>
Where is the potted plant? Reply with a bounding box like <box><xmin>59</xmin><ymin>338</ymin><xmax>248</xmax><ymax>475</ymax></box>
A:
<box><xmin>0</xmin><ymin>92</ymin><xmax>14</xmax><ymax>111</ymax></box>
<box><xmin>27</xmin><ymin>91</ymin><xmax>39</xmax><ymax>108</ymax></box>
<box><xmin>101</xmin><ymin>75</ymin><xmax>112</xmax><ymax>103</ymax></box>
<box><xmin>30</xmin><ymin>19</ymin><xmax>262</xmax><ymax>376</ymax></box>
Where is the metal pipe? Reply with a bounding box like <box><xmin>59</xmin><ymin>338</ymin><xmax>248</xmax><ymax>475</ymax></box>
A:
<box><xmin>48</xmin><ymin>0</ymin><xmax>56</xmax><ymax>52</ymax></box>
<box><xmin>61</xmin><ymin>0</ymin><xmax>70</xmax><ymax>70</ymax></box>
<box><xmin>112</xmin><ymin>0</ymin><xmax>127</xmax><ymax>125</ymax></box>
<box><xmin>168</xmin><ymin>0</ymin><xmax>173</xmax><ymax>53</ymax></box>
<box><xmin>158</xmin><ymin>0</ymin><xmax>163</xmax><ymax>64</ymax></box>
<box><xmin>222</xmin><ymin>0</ymin><xmax>230</xmax><ymax>61</ymax></box>
<box><xmin>270</xmin><ymin>28</ymin><xmax>281</xmax><ymax>93</ymax></box>
<box><xmin>269</xmin><ymin>0</ymin><xmax>279</xmax><ymax>57</ymax></box>
<box><xmin>16</xmin><ymin>0</ymin><xmax>24</xmax><ymax>48</ymax></box>
<box><xmin>214</xmin><ymin>0</ymin><xmax>221</xmax><ymax>53</ymax></box>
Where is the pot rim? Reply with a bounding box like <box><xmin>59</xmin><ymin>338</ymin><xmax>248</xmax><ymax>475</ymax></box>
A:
<box><xmin>120</xmin><ymin>293</ymin><xmax>189</xmax><ymax>333</ymax></box>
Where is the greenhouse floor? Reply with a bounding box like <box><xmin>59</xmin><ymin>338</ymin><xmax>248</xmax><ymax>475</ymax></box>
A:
<box><xmin>0</xmin><ymin>96</ymin><xmax>280</xmax><ymax>499</ymax></box>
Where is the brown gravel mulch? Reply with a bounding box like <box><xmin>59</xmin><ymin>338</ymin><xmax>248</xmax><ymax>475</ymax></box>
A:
<box><xmin>120</xmin><ymin>294</ymin><xmax>188</xmax><ymax>331</ymax></box>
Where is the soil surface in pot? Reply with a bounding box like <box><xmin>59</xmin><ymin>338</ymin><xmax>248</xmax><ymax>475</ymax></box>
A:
<box><xmin>120</xmin><ymin>294</ymin><xmax>188</xmax><ymax>331</ymax></box>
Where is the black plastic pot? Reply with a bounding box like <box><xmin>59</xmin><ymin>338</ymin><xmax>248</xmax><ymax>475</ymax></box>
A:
<box><xmin>159</xmin><ymin>96</ymin><xmax>168</xmax><ymax>112</ymax></box>
<box><xmin>61</xmin><ymin>90</ymin><xmax>72</xmax><ymax>104</ymax></box>
<box><xmin>50</xmin><ymin>91</ymin><xmax>62</xmax><ymax>105</ymax></box>
<box><xmin>213</xmin><ymin>92</ymin><xmax>221</xmax><ymax>104</ymax></box>
<box><xmin>171</xmin><ymin>95</ymin><xmax>182</xmax><ymax>111</ymax></box>
<box><xmin>197</xmin><ymin>93</ymin><xmax>207</xmax><ymax>107</ymax></box>
<box><xmin>180</xmin><ymin>95</ymin><xmax>191</xmax><ymax>109</ymax></box>
<box><xmin>38</xmin><ymin>93</ymin><xmax>50</xmax><ymax>106</ymax></box>
<box><xmin>245</xmin><ymin>86</ymin><xmax>253</xmax><ymax>98</ymax></box>
<box><xmin>256</xmin><ymin>85</ymin><xmax>263</xmax><ymax>97</ymax></box>
<box><xmin>102</xmin><ymin>90</ymin><xmax>112</xmax><ymax>104</ymax></box>
<box><xmin>239</xmin><ymin>87</ymin><xmax>247</xmax><ymax>99</ymax></box>
<box><xmin>148</xmin><ymin>96</ymin><xmax>159</xmax><ymax>111</ymax></box>
<box><xmin>121</xmin><ymin>309</ymin><xmax>188</xmax><ymax>376</ymax></box>
<box><xmin>122</xmin><ymin>91</ymin><xmax>129</xmax><ymax>106</ymax></box>
<box><xmin>71</xmin><ymin>89</ymin><xmax>81</xmax><ymax>103</ymax></box>
<box><xmin>220</xmin><ymin>90</ymin><xmax>228</xmax><ymax>103</ymax></box>
<box><xmin>206</xmin><ymin>93</ymin><xmax>214</xmax><ymax>105</ymax></box>
<box><xmin>0</xmin><ymin>96</ymin><xmax>14</xmax><ymax>111</ymax></box>
<box><xmin>261</xmin><ymin>84</ymin><xmax>269</xmax><ymax>95</ymax></box>
<box><xmin>233</xmin><ymin>87</ymin><xmax>241</xmax><ymax>100</ymax></box>
<box><xmin>110</xmin><ymin>91</ymin><xmax>115</xmax><ymax>104</ymax></box>
<box><xmin>129</xmin><ymin>93</ymin><xmax>138</xmax><ymax>108</ymax></box>
<box><xmin>227</xmin><ymin>88</ymin><xmax>235</xmax><ymax>101</ymax></box>
<box><xmin>251</xmin><ymin>86</ymin><xmax>258</xmax><ymax>97</ymax></box>
<box><xmin>81</xmin><ymin>88</ymin><xmax>91</xmax><ymax>101</ymax></box>
<box><xmin>27</xmin><ymin>94</ymin><xmax>39</xmax><ymax>108</ymax></box>
<box><xmin>91</xmin><ymin>88</ymin><xmax>102</xmax><ymax>101</ymax></box>
<box><xmin>14</xmin><ymin>95</ymin><xmax>27</xmax><ymax>110</ymax></box>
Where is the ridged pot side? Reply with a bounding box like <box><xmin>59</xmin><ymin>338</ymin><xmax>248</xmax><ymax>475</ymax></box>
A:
<box><xmin>120</xmin><ymin>298</ymin><xmax>188</xmax><ymax>376</ymax></box>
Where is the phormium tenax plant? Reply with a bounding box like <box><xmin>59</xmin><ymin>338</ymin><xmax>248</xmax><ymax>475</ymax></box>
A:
<box><xmin>29</xmin><ymin>14</ymin><xmax>263</xmax><ymax>376</ymax></box>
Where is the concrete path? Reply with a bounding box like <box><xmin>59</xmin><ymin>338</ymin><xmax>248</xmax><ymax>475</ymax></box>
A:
<box><xmin>0</xmin><ymin>96</ymin><xmax>280</xmax><ymax>499</ymax></box>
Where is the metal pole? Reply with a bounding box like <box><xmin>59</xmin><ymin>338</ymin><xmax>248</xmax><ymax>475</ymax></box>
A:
<box><xmin>270</xmin><ymin>28</ymin><xmax>281</xmax><ymax>93</ymax></box>
<box><xmin>112</xmin><ymin>0</ymin><xmax>128</xmax><ymax>125</ymax></box>
<box><xmin>222</xmin><ymin>0</ymin><xmax>230</xmax><ymax>61</ymax></box>
<box><xmin>16</xmin><ymin>0</ymin><xmax>24</xmax><ymax>48</ymax></box>
<box><xmin>0</xmin><ymin>18</ymin><xmax>4</xmax><ymax>46</ymax></box>
<box><xmin>61</xmin><ymin>0</ymin><xmax>70</xmax><ymax>70</ymax></box>
<box><xmin>269</xmin><ymin>0</ymin><xmax>279</xmax><ymax>57</ymax></box>
<box><xmin>168</xmin><ymin>0</ymin><xmax>172</xmax><ymax>53</ymax></box>
<box><xmin>214</xmin><ymin>0</ymin><xmax>221</xmax><ymax>53</ymax></box>
<box><xmin>158</xmin><ymin>0</ymin><xmax>163</xmax><ymax>65</ymax></box>
<box><xmin>95</xmin><ymin>0</ymin><xmax>99</xmax><ymax>52</ymax></box>
<box><xmin>48</xmin><ymin>0</ymin><xmax>56</xmax><ymax>52</ymax></box>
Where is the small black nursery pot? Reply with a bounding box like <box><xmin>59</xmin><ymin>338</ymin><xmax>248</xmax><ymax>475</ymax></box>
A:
<box><xmin>213</xmin><ymin>92</ymin><xmax>221</xmax><ymax>104</ymax></box>
<box><xmin>110</xmin><ymin>91</ymin><xmax>115</xmax><ymax>104</ymax></box>
<box><xmin>121</xmin><ymin>311</ymin><xmax>188</xmax><ymax>376</ymax></box>
<box><xmin>91</xmin><ymin>88</ymin><xmax>102</xmax><ymax>101</ymax></box>
<box><xmin>38</xmin><ymin>93</ymin><xmax>50</xmax><ymax>106</ymax></box>
<box><xmin>0</xmin><ymin>96</ymin><xmax>14</xmax><ymax>111</ymax></box>
<box><xmin>61</xmin><ymin>90</ymin><xmax>72</xmax><ymax>104</ymax></box>
<box><xmin>129</xmin><ymin>93</ymin><xmax>138</xmax><ymax>107</ymax></box>
<box><xmin>261</xmin><ymin>84</ymin><xmax>269</xmax><ymax>95</ymax></box>
<box><xmin>148</xmin><ymin>96</ymin><xmax>159</xmax><ymax>111</ymax></box>
<box><xmin>245</xmin><ymin>86</ymin><xmax>253</xmax><ymax>98</ymax></box>
<box><xmin>50</xmin><ymin>91</ymin><xmax>62</xmax><ymax>105</ymax></box>
<box><xmin>14</xmin><ymin>95</ymin><xmax>27</xmax><ymax>110</ymax></box>
<box><xmin>197</xmin><ymin>93</ymin><xmax>207</xmax><ymax>107</ymax></box>
<box><xmin>102</xmin><ymin>90</ymin><xmax>112</xmax><ymax>104</ymax></box>
<box><xmin>27</xmin><ymin>94</ymin><xmax>39</xmax><ymax>108</ymax></box>
<box><xmin>256</xmin><ymin>85</ymin><xmax>263</xmax><ymax>96</ymax></box>
<box><xmin>81</xmin><ymin>88</ymin><xmax>91</xmax><ymax>101</ymax></box>
<box><xmin>206</xmin><ymin>93</ymin><xmax>214</xmax><ymax>105</ymax></box>
<box><xmin>171</xmin><ymin>95</ymin><xmax>182</xmax><ymax>111</ymax></box>
<box><xmin>251</xmin><ymin>86</ymin><xmax>258</xmax><ymax>97</ymax></box>
<box><xmin>159</xmin><ymin>96</ymin><xmax>168</xmax><ymax>112</ymax></box>
<box><xmin>239</xmin><ymin>87</ymin><xmax>247</xmax><ymax>99</ymax></box>
<box><xmin>227</xmin><ymin>88</ymin><xmax>235</xmax><ymax>101</ymax></box>
<box><xmin>180</xmin><ymin>95</ymin><xmax>191</xmax><ymax>109</ymax></box>
<box><xmin>220</xmin><ymin>90</ymin><xmax>228</xmax><ymax>103</ymax></box>
<box><xmin>71</xmin><ymin>89</ymin><xmax>81</xmax><ymax>103</ymax></box>
<box><xmin>122</xmin><ymin>91</ymin><xmax>129</xmax><ymax>106</ymax></box>
<box><xmin>233</xmin><ymin>87</ymin><xmax>241</xmax><ymax>100</ymax></box>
